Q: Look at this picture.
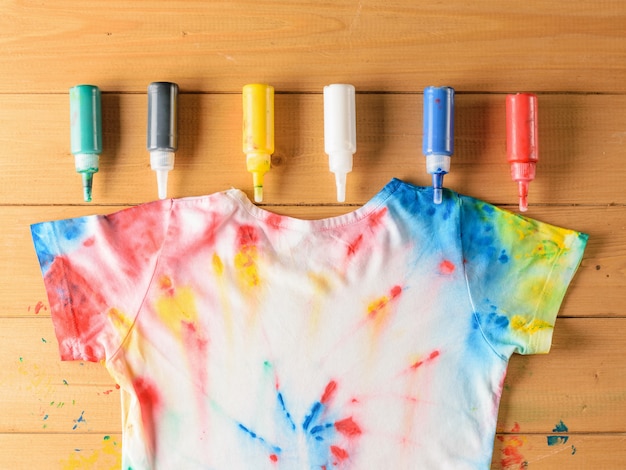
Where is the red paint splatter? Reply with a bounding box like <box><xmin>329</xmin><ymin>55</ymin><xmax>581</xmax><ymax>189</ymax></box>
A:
<box><xmin>498</xmin><ymin>422</ymin><xmax>527</xmax><ymax>470</ymax></box>
<box><xmin>181</xmin><ymin>321</ymin><xmax>209</xmax><ymax>395</ymax></box>
<box><xmin>237</xmin><ymin>225</ymin><xmax>259</xmax><ymax>247</ymax></box>
<box><xmin>83</xmin><ymin>237</ymin><xmax>95</xmax><ymax>247</ymax></box>
<box><xmin>33</xmin><ymin>301</ymin><xmax>47</xmax><ymax>314</ymax></box>
<box><xmin>335</xmin><ymin>417</ymin><xmax>362</xmax><ymax>437</ymax></box>
<box><xmin>345</xmin><ymin>208</ymin><xmax>388</xmax><ymax>259</ymax></box>
<box><xmin>369</xmin><ymin>207</ymin><xmax>388</xmax><ymax>227</ymax></box>
<box><xmin>158</xmin><ymin>275</ymin><xmax>175</xmax><ymax>296</ymax></box>
<box><xmin>410</xmin><ymin>350</ymin><xmax>440</xmax><ymax>370</ymax></box>
<box><xmin>132</xmin><ymin>377</ymin><xmax>162</xmax><ymax>455</ymax></box>
<box><xmin>265</xmin><ymin>214</ymin><xmax>283</xmax><ymax>231</ymax></box>
<box><xmin>269</xmin><ymin>454</ymin><xmax>278</xmax><ymax>462</ymax></box>
<box><xmin>330</xmin><ymin>445</ymin><xmax>349</xmax><ymax>461</ymax></box>
<box><xmin>390</xmin><ymin>285</ymin><xmax>402</xmax><ymax>299</ymax></box>
<box><xmin>439</xmin><ymin>260</ymin><xmax>455</xmax><ymax>275</ymax></box>
<box><xmin>321</xmin><ymin>380</ymin><xmax>337</xmax><ymax>404</ymax></box>
<box><xmin>346</xmin><ymin>234</ymin><xmax>364</xmax><ymax>258</ymax></box>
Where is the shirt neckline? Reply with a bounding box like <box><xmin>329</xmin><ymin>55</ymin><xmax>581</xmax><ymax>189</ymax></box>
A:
<box><xmin>225</xmin><ymin>178</ymin><xmax>405</xmax><ymax>232</ymax></box>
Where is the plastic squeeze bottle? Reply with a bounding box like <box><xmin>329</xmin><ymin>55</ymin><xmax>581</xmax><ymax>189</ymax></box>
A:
<box><xmin>422</xmin><ymin>86</ymin><xmax>454</xmax><ymax>204</ymax></box>
<box><xmin>506</xmin><ymin>93</ymin><xmax>538</xmax><ymax>212</ymax></box>
<box><xmin>324</xmin><ymin>84</ymin><xmax>356</xmax><ymax>202</ymax></box>
<box><xmin>243</xmin><ymin>84</ymin><xmax>274</xmax><ymax>203</ymax></box>
<box><xmin>147</xmin><ymin>82</ymin><xmax>179</xmax><ymax>200</ymax></box>
<box><xmin>70</xmin><ymin>85</ymin><xmax>102</xmax><ymax>202</ymax></box>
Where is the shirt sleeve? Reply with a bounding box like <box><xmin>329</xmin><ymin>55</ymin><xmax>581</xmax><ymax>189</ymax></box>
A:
<box><xmin>31</xmin><ymin>200</ymin><xmax>171</xmax><ymax>362</ymax></box>
<box><xmin>460</xmin><ymin>196</ymin><xmax>588</xmax><ymax>357</ymax></box>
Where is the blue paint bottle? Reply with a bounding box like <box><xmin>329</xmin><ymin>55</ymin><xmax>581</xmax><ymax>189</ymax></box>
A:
<box><xmin>422</xmin><ymin>86</ymin><xmax>454</xmax><ymax>204</ymax></box>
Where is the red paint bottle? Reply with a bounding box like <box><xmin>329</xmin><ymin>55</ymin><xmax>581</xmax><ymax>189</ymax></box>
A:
<box><xmin>506</xmin><ymin>93</ymin><xmax>538</xmax><ymax>212</ymax></box>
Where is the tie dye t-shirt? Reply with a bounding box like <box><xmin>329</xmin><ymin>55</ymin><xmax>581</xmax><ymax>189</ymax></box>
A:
<box><xmin>31</xmin><ymin>179</ymin><xmax>587</xmax><ymax>469</ymax></box>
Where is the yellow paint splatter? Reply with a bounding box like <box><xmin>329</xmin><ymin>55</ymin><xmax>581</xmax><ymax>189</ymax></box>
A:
<box><xmin>108</xmin><ymin>308</ymin><xmax>132</xmax><ymax>336</ymax></box>
<box><xmin>61</xmin><ymin>435</ymin><xmax>121</xmax><ymax>470</ymax></box>
<box><xmin>212</xmin><ymin>253</ymin><xmax>224</xmax><ymax>276</ymax></box>
<box><xmin>510</xmin><ymin>315</ymin><xmax>553</xmax><ymax>334</ymax></box>
<box><xmin>367</xmin><ymin>286</ymin><xmax>402</xmax><ymax>335</ymax></box>
<box><xmin>234</xmin><ymin>245</ymin><xmax>260</xmax><ymax>288</ymax></box>
<box><xmin>155</xmin><ymin>286</ymin><xmax>199</xmax><ymax>336</ymax></box>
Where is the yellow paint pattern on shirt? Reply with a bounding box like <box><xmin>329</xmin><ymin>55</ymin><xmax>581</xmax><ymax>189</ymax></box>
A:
<box><xmin>234</xmin><ymin>245</ymin><xmax>260</xmax><ymax>288</ymax></box>
<box><xmin>108</xmin><ymin>308</ymin><xmax>132</xmax><ymax>335</ymax></box>
<box><xmin>212</xmin><ymin>253</ymin><xmax>224</xmax><ymax>276</ymax></box>
<box><xmin>155</xmin><ymin>286</ymin><xmax>199</xmax><ymax>337</ymax></box>
<box><xmin>510</xmin><ymin>315</ymin><xmax>553</xmax><ymax>335</ymax></box>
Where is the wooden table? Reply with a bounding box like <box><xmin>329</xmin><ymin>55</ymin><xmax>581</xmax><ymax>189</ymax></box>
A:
<box><xmin>1</xmin><ymin>1</ymin><xmax>624</xmax><ymax>468</ymax></box>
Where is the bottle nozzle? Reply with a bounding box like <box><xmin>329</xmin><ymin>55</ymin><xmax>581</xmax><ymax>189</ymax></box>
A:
<box><xmin>251</xmin><ymin>168</ymin><xmax>266</xmax><ymax>203</ymax></box>
<box><xmin>517</xmin><ymin>181</ymin><xmax>529</xmax><ymax>212</ymax></box>
<box><xmin>335</xmin><ymin>172</ymin><xmax>347</xmax><ymax>203</ymax></box>
<box><xmin>150</xmin><ymin>150</ymin><xmax>175</xmax><ymax>200</ymax></box>
<box><xmin>432</xmin><ymin>172</ymin><xmax>444</xmax><ymax>204</ymax></box>
<box><xmin>156</xmin><ymin>169</ymin><xmax>169</xmax><ymax>200</ymax></box>
<box><xmin>81</xmin><ymin>172</ymin><xmax>94</xmax><ymax>203</ymax></box>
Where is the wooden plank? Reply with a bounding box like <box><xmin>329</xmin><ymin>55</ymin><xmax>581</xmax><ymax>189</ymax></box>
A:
<box><xmin>1</xmin><ymin>204</ymin><xmax>619</xmax><ymax>318</ymax></box>
<box><xmin>1</xmin><ymin>433</ymin><xmax>625</xmax><ymax>469</ymax></box>
<box><xmin>2</xmin><ymin>317</ymin><xmax>624</xmax><ymax>435</ymax></box>
<box><xmin>0</xmin><ymin>93</ymin><xmax>625</xmax><ymax>206</ymax></box>
<box><xmin>0</xmin><ymin>1</ymin><xmax>624</xmax><ymax>93</ymax></box>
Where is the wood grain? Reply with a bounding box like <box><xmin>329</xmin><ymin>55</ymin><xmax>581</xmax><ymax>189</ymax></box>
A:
<box><xmin>0</xmin><ymin>1</ymin><xmax>624</xmax><ymax>93</ymax></box>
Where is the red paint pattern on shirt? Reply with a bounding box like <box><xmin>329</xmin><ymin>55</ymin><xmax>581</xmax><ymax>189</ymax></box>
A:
<box><xmin>410</xmin><ymin>350</ymin><xmax>440</xmax><ymax>371</ymax></box>
<box><xmin>321</xmin><ymin>380</ymin><xmax>338</xmax><ymax>404</ymax></box>
<box><xmin>439</xmin><ymin>260</ymin><xmax>455</xmax><ymax>274</ymax></box>
<box><xmin>237</xmin><ymin>225</ymin><xmax>259</xmax><ymax>247</ymax></box>
<box><xmin>132</xmin><ymin>377</ymin><xmax>162</xmax><ymax>455</ymax></box>
<box><xmin>330</xmin><ymin>445</ymin><xmax>349</xmax><ymax>461</ymax></box>
<box><xmin>335</xmin><ymin>417</ymin><xmax>362</xmax><ymax>437</ymax></box>
<box><xmin>44</xmin><ymin>256</ymin><xmax>108</xmax><ymax>361</ymax></box>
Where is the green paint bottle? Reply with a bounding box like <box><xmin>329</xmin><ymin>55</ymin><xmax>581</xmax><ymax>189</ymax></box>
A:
<box><xmin>70</xmin><ymin>85</ymin><xmax>102</xmax><ymax>202</ymax></box>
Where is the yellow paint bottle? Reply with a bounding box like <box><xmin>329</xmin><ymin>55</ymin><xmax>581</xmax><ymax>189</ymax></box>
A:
<box><xmin>243</xmin><ymin>84</ymin><xmax>274</xmax><ymax>202</ymax></box>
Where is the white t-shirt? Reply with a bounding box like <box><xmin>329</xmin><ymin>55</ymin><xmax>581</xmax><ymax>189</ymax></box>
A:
<box><xmin>32</xmin><ymin>179</ymin><xmax>587</xmax><ymax>469</ymax></box>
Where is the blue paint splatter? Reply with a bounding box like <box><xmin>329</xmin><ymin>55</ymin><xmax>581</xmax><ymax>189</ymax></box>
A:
<box><xmin>547</xmin><ymin>435</ymin><xmax>569</xmax><ymax>446</ymax></box>
<box><xmin>237</xmin><ymin>423</ymin><xmax>282</xmax><ymax>454</ymax></box>
<box><xmin>277</xmin><ymin>391</ymin><xmax>296</xmax><ymax>431</ymax></box>
<box><xmin>547</xmin><ymin>420</ymin><xmax>569</xmax><ymax>446</ymax></box>
<box><xmin>302</xmin><ymin>402</ymin><xmax>322</xmax><ymax>431</ymax></box>
<box><xmin>72</xmin><ymin>411</ymin><xmax>86</xmax><ymax>430</ymax></box>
